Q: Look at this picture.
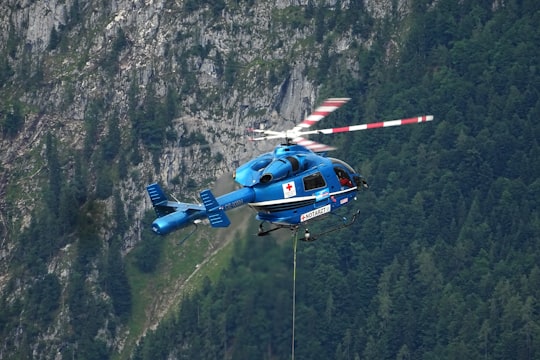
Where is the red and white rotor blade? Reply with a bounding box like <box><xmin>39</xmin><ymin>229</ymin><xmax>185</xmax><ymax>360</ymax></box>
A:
<box><xmin>292</xmin><ymin>137</ymin><xmax>336</xmax><ymax>152</ymax></box>
<box><xmin>248</xmin><ymin>97</ymin><xmax>351</xmax><ymax>141</ymax></box>
<box><xmin>292</xmin><ymin>97</ymin><xmax>351</xmax><ymax>133</ymax></box>
<box><xmin>294</xmin><ymin>115</ymin><xmax>434</xmax><ymax>137</ymax></box>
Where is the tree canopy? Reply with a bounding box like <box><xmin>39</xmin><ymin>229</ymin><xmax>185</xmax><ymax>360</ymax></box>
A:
<box><xmin>134</xmin><ymin>1</ymin><xmax>540</xmax><ymax>359</ymax></box>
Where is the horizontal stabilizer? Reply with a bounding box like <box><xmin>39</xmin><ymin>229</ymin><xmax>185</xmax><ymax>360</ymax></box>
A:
<box><xmin>147</xmin><ymin>183</ymin><xmax>167</xmax><ymax>206</ymax></box>
<box><xmin>207</xmin><ymin>210</ymin><xmax>231</xmax><ymax>227</ymax></box>
<box><xmin>147</xmin><ymin>183</ymin><xmax>177</xmax><ymax>217</ymax></box>
<box><xmin>200</xmin><ymin>189</ymin><xmax>231</xmax><ymax>227</ymax></box>
<box><xmin>200</xmin><ymin>189</ymin><xmax>219</xmax><ymax>210</ymax></box>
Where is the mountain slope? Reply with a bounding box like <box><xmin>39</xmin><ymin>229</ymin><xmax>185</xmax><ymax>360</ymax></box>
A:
<box><xmin>0</xmin><ymin>1</ymin><xmax>396</xmax><ymax>358</ymax></box>
<box><xmin>2</xmin><ymin>0</ymin><xmax>539</xmax><ymax>359</ymax></box>
<box><xmin>134</xmin><ymin>1</ymin><xmax>540</xmax><ymax>359</ymax></box>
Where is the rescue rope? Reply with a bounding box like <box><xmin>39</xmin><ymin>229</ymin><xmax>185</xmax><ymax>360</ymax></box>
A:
<box><xmin>291</xmin><ymin>228</ymin><xmax>298</xmax><ymax>360</ymax></box>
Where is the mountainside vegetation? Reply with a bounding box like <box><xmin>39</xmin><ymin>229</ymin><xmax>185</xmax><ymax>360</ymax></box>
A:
<box><xmin>0</xmin><ymin>0</ymin><xmax>539</xmax><ymax>359</ymax></box>
<box><xmin>134</xmin><ymin>1</ymin><xmax>540</xmax><ymax>359</ymax></box>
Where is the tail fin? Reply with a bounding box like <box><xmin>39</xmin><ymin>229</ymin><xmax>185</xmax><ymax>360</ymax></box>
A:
<box><xmin>200</xmin><ymin>189</ymin><xmax>230</xmax><ymax>227</ymax></box>
<box><xmin>146</xmin><ymin>183</ymin><xmax>177</xmax><ymax>217</ymax></box>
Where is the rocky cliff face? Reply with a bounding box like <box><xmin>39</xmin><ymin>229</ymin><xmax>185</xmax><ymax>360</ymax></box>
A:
<box><xmin>0</xmin><ymin>0</ymin><xmax>408</xmax><ymax>357</ymax></box>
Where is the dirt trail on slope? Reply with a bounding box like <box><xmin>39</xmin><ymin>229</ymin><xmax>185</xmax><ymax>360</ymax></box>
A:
<box><xmin>144</xmin><ymin>174</ymin><xmax>255</xmax><ymax>333</ymax></box>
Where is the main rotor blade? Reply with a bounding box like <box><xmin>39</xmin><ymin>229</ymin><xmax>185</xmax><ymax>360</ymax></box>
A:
<box><xmin>293</xmin><ymin>115</ymin><xmax>434</xmax><ymax>137</ymax></box>
<box><xmin>292</xmin><ymin>137</ymin><xmax>336</xmax><ymax>152</ymax></box>
<box><xmin>292</xmin><ymin>97</ymin><xmax>351</xmax><ymax>133</ymax></box>
<box><xmin>249</xmin><ymin>97</ymin><xmax>352</xmax><ymax>141</ymax></box>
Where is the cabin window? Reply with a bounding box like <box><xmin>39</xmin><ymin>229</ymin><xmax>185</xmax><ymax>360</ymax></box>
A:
<box><xmin>303</xmin><ymin>172</ymin><xmax>326</xmax><ymax>191</ymax></box>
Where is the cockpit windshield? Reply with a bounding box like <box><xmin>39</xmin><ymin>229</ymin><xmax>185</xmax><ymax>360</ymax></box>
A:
<box><xmin>329</xmin><ymin>158</ymin><xmax>356</xmax><ymax>174</ymax></box>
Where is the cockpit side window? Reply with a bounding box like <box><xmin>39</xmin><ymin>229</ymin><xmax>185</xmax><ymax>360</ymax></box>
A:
<box><xmin>334</xmin><ymin>167</ymin><xmax>349</xmax><ymax>179</ymax></box>
<box><xmin>303</xmin><ymin>172</ymin><xmax>326</xmax><ymax>191</ymax></box>
<box><xmin>334</xmin><ymin>166</ymin><xmax>353</xmax><ymax>188</ymax></box>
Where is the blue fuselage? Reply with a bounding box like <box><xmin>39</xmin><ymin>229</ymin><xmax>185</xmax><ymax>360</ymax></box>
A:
<box><xmin>149</xmin><ymin>144</ymin><xmax>363</xmax><ymax>235</ymax></box>
<box><xmin>235</xmin><ymin>144</ymin><xmax>362</xmax><ymax>225</ymax></box>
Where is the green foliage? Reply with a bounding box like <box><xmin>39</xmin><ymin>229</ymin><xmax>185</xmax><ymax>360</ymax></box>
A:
<box><xmin>67</xmin><ymin>0</ymin><xmax>82</xmax><ymax>30</ymax></box>
<box><xmin>61</xmin><ymin>198</ymin><xmax>114</xmax><ymax>357</ymax></box>
<box><xmin>101</xmin><ymin>27</ymin><xmax>128</xmax><ymax>74</ymax></box>
<box><xmin>2</xmin><ymin>1</ymin><xmax>540</xmax><ymax>359</ymax></box>
<box><xmin>128</xmin><ymin>82</ymin><xmax>177</xmax><ymax>167</ymax></box>
<box><xmin>181</xmin><ymin>130</ymin><xmax>208</xmax><ymax>146</ymax></box>
<box><xmin>134</xmin><ymin>2</ymin><xmax>540</xmax><ymax>359</ymax></box>
<box><xmin>83</xmin><ymin>99</ymin><xmax>103</xmax><ymax>160</ymax></box>
<box><xmin>95</xmin><ymin>161</ymin><xmax>114</xmax><ymax>199</ymax></box>
<box><xmin>59</xmin><ymin>183</ymin><xmax>80</xmax><ymax>234</ymax></box>
<box><xmin>45</xmin><ymin>133</ymin><xmax>62</xmax><ymax>214</ymax></box>
<box><xmin>48</xmin><ymin>26</ymin><xmax>60</xmax><ymax>51</ymax></box>
<box><xmin>6</xmin><ymin>19</ymin><xmax>19</xmax><ymax>59</ymax></box>
<box><xmin>66</xmin><ymin>268</ymin><xmax>110</xmax><ymax>358</ymax></box>
<box><xmin>1</xmin><ymin>99</ymin><xmax>25</xmax><ymax>138</ymax></box>
<box><xmin>135</xmin><ymin>237</ymin><xmax>292</xmax><ymax>359</ymax></box>
<box><xmin>224</xmin><ymin>51</ymin><xmax>239</xmax><ymax>86</ymax></box>
<box><xmin>76</xmin><ymin>201</ymin><xmax>105</xmax><ymax>270</ymax></box>
<box><xmin>72</xmin><ymin>152</ymin><xmax>88</xmax><ymax>204</ymax></box>
<box><xmin>133</xmin><ymin>212</ymin><xmax>164</xmax><ymax>273</ymax></box>
<box><xmin>105</xmin><ymin>237</ymin><xmax>132</xmax><ymax>319</ymax></box>
<box><xmin>0</xmin><ymin>53</ymin><xmax>14</xmax><ymax>85</ymax></box>
<box><xmin>11</xmin><ymin>134</ymin><xmax>80</xmax><ymax>276</ymax></box>
<box><xmin>25</xmin><ymin>274</ymin><xmax>61</xmax><ymax>328</ymax></box>
<box><xmin>0</xmin><ymin>273</ymin><xmax>61</xmax><ymax>355</ymax></box>
<box><xmin>102</xmin><ymin>114</ymin><xmax>122</xmax><ymax>161</ymax></box>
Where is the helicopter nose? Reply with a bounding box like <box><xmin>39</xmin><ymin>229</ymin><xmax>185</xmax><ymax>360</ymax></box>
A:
<box><xmin>354</xmin><ymin>175</ymin><xmax>369</xmax><ymax>189</ymax></box>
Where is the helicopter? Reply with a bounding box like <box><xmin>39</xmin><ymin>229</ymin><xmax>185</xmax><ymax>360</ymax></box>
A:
<box><xmin>147</xmin><ymin>98</ymin><xmax>433</xmax><ymax>239</ymax></box>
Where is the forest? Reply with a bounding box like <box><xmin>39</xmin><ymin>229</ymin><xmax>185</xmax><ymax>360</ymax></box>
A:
<box><xmin>1</xmin><ymin>0</ymin><xmax>539</xmax><ymax>359</ymax></box>
<box><xmin>133</xmin><ymin>1</ymin><xmax>540</xmax><ymax>359</ymax></box>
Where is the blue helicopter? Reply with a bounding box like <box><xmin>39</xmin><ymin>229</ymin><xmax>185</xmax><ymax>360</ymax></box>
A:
<box><xmin>147</xmin><ymin>98</ymin><xmax>433</xmax><ymax>239</ymax></box>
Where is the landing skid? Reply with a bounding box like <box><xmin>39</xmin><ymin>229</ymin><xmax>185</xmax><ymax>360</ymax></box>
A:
<box><xmin>303</xmin><ymin>209</ymin><xmax>361</xmax><ymax>241</ymax></box>
<box><xmin>257</xmin><ymin>223</ymin><xmax>297</xmax><ymax>236</ymax></box>
<box><xmin>257</xmin><ymin>209</ymin><xmax>361</xmax><ymax>241</ymax></box>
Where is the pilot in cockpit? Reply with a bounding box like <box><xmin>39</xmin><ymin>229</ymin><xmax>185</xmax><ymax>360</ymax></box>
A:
<box><xmin>335</xmin><ymin>168</ymin><xmax>353</xmax><ymax>188</ymax></box>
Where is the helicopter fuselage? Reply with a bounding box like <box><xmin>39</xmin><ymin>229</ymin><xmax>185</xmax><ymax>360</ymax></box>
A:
<box><xmin>147</xmin><ymin>144</ymin><xmax>365</xmax><ymax>235</ymax></box>
<box><xmin>147</xmin><ymin>97</ymin><xmax>430</xmax><ymax>236</ymax></box>
<box><xmin>239</xmin><ymin>145</ymin><xmax>362</xmax><ymax>225</ymax></box>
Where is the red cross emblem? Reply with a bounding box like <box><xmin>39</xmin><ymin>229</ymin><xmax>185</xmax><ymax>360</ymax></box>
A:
<box><xmin>283</xmin><ymin>181</ymin><xmax>296</xmax><ymax>198</ymax></box>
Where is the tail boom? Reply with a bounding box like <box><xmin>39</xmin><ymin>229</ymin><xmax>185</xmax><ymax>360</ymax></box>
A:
<box><xmin>151</xmin><ymin>210</ymin><xmax>202</xmax><ymax>235</ymax></box>
<box><xmin>146</xmin><ymin>184</ymin><xmax>255</xmax><ymax>235</ymax></box>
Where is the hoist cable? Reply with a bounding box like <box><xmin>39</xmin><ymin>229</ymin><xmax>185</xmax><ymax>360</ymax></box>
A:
<box><xmin>291</xmin><ymin>228</ymin><xmax>298</xmax><ymax>360</ymax></box>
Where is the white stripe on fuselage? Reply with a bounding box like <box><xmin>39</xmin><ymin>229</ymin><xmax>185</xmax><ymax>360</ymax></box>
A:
<box><xmin>249</xmin><ymin>187</ymin><xmax>357</xmax><ymax>207</ymax></box>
